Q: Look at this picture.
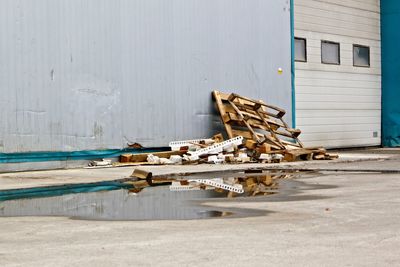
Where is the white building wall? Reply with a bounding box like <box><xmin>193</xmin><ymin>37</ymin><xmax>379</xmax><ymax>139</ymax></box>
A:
<box><xmin>294</xmin><ymin>0</ymin><xmax>381</xmax><ymax>148</ymax></box>
<box><xmin>0</xmin><ymin>0</ymin><xmax>292</xmax><ymax>154</ymax></box>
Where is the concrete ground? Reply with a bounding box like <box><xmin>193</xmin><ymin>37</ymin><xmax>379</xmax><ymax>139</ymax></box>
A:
<box><xmin>0</xmin><ymin>148</ymin><xmax>399</xmax><ymax>190</ymax></box>
<box><xmin>0</xmin><ymin>148</ymin><xmax>400</xmax><ymax>266</ymax></box>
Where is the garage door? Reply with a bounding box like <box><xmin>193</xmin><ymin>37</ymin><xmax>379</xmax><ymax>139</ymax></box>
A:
<box><xmin>294</xmin><ymin>0</ymin><xmax>381</xmax><ymax>148</ymax></box>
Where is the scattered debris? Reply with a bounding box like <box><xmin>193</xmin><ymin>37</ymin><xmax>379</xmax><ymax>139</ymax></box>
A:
<box><xmin>169</xmin><ymin>155</ymin><xmax>183</xmax><ymax>164</ymax></box>
<box><xmin>169</xmin><ymin>138</ymin><xmax>214</xmax><ymax>151</ymax></box>
<box><xmin>114</xmin><ymin>91</ymin><xmax>338</xmax><ymax>167</ymax></box>
<box><xmin>88</xmin><ymin>159</ymin><xmax>112</xmax><ymax>167</ymax></box>
<box><xmin>185</xmin><ymin>136</ymin><xmax>243</xmax><ymax>161</ymax></box>
<box><xmin>114</xmin><ymin>150</ymin><xmax>185</xmax><ymax>167</ymax></box>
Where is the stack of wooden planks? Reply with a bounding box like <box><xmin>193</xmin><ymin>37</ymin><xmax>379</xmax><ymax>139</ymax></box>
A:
<box><xmin>212</xmin><ymin>90</ymin><xmax>338</xmax><ymax>162</ymax></box>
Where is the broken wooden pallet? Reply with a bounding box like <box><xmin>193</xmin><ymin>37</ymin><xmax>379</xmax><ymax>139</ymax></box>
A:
<box><xmin>212</xmin><ymin>90</ymin><xmax>303</xmax><ymax>150</ymax></box>
<box><xmin>212</xmin><ymin>90</ymin><xmax>337</xmax><ymax>162</ymax></box>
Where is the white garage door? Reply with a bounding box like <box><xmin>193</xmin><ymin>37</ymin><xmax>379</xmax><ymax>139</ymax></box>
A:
<box><xmin>294</xmin><ymin>0</ymin><xmax>381</xmax><ymax>148</ymax></box>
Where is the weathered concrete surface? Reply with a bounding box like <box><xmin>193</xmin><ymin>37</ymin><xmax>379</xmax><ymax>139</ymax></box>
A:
<box><xmin>0</xmin><ymin>167</ymin><xmax>135</xmax><ymax>190</ymax></box>
<box><xmin>0</xmin><ymin>148</ymin><xmax>399</xmax><ymax>190</ymax></box>
<box><xmin>1</xmin><ymin>169</ymin><xmax>400</xmax><ymax>266</ymax></box>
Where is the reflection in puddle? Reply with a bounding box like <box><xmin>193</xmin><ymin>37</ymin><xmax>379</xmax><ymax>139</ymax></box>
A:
<box><xmin>0</xmin><ymin>171</ymin><xmax>330</xmax><ymax>221</ymax></box>
<box><xmin>154</xmin><ymin>171</ymin><xmax>290</xmax><ymax>197</ymax></box>
<box><xmin>0</xmin><ymin>187</ymin><xmax>230</xmax><ymax>220</ymax></box>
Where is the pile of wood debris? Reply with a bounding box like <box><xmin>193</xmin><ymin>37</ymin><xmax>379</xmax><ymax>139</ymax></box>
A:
<box><xmin>117</xmin><ymin>91</ymin><xmax>337</xmax><ymax>166</ymax></box>
<box><xmin>212</xmin><ymin>91</ymin><xmax>338</xmax><ymax>162</ymax></box>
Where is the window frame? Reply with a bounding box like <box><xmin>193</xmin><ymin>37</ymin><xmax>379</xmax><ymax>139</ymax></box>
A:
<box><xmin>294</xmin><ymin>37</ymin><xmax>307</xmax><ymax>62</ymax></box>
<box><xmin>353</xmin><ymin>44</ymin><xmax>370</xmax><ymax>68</ymax></box>
<box><xmin>321</xmin><ymin>40</ymin><xmax>341</xmax><ymax>65</ymax></box>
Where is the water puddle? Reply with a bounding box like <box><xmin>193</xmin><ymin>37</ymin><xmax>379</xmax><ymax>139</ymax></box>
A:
<box><xmin>0</xmin><ymin>170</ymin><xmax>333</xmax><ymax>221</ymax></box>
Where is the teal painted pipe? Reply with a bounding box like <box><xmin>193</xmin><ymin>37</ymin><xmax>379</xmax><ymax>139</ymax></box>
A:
<box><xmin>381</xmin><ymin>0</ymin><xmax>400</xmax><ymax>147</ymax></box>
<box><xmin>0</xmin><ymin>181</ymin><xmax>133</xmax><ymax>201</ymax></box>
<box><xmin>0</xmin><ymin>147</ymin><xmax>169</xmax><ymax>163</ymax></box>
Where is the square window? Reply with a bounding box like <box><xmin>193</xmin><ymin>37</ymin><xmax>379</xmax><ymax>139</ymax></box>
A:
<box><xmin>295</xmin><ymin>37</ymin><xmax>307</xmax><ymax>62</ymax></box>
<box><xmin>321</xmin><ymin>41</ymin><xmax>340</xmax><ymax>65</ymax></box>
<box><xmin>353</xmin><ymin>45</ymin><xmax>370</xmax><ymax>67</ymax></box>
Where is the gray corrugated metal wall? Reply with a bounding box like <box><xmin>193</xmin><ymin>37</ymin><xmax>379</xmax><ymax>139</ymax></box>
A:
<box><xmin>0</xmin><ymin>0</ymin><xmax>292</xmax><ymax>153</ymax></box>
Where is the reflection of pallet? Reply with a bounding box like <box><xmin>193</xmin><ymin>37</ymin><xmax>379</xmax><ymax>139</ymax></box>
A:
<box><xmin>169</xmin><ymin>181</ymin><xmax>204</xmax><ymax>191</ymax></box>
<box><xmin>190</xmin><ymin>179</ymin><xmax>244</xmax><ymax>194</ymax></box>
<box><xmin>169</xmin><ymin>179</ymin><xmax>244</xmax><ymax>193</ymax></box>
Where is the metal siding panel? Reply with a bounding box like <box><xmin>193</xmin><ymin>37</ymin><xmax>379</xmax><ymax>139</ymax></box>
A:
<box><xmin>0</xmin><ymin>0</ymin><xmax>291</xmax><ymax>153</ymax></box>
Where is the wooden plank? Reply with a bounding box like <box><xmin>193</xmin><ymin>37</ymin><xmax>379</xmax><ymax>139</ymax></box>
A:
<box><xmin>218</xmin><ymin>91</ymin><xmax>231</xmax><ymax>101</ymax></box>
<box><xmin>120</xmin><ymin>154</ymin><xmax>133</xmax><ymax>163</ymax></box>
<box><xmin>230</xmin><ymin>93</ymin><xmax>286</xmax><ymax>112</ymax></box>
<box><xmin>234</xmin><ymin>102</ymin><xmax>284</xmax><ymax>119</ymax></box>
<box><xmin>229</xmin><ymin>93</ymin><xmax>286</xmax><ymax>115</ymax></box>
<box><xmin>223</xmin><ymin>105</ymin><xmax>285</xmax><ymax>130</ymax></box>
<box><xmin>225</xmin><ymin>110</ymin><xmax>284</xmax><ymax>129</ymax></box>
<box><xmin>287</xmin><ymin>128</ymin><xmax>302</xmax><ymax>138</ymax></box>
<box><xmin>232</xmin><ymin>129</ymin><xmax>264</xmax><ymax>140</ymax></box>
<box><xmin>256</xmin><ymin>144</ymin><xmax>271</xmax><ymax>153</ymax></box>
<box><xmin>113</xmin><ymin>162</ymin><xmax>158</xmax><ymax>167</ymax></box>
<box><xmin>280</xmin><ymin>139</ymin><xmax>302</xmax><ymax>148</ymax></box>
<box><xmin>228</xmin><ymin>100</ymin><xmax>261</xmax><ymax>142</ymax></box>
<box><xmin>245</xmin><ymin>139</ymin><xmax>257</xmax><ymax>150</ymax></box>
<box><xmin>226</xmin><ymin>115</ymin><xmax>275</xmax><ymax>132</ymax></box>
<box><xmin>274</xmin><ymin>129</ymin><xmax>302</xmax><ymax>139</ymax></box>
<box><xmin>254</xmin><ymin>109</ymin><xmax>286</xmax><ymax>148</ymax></box>
<box><xmin>212</xmin><ymin>91</ymin><xmax>234</xmax><ymax>139</ymax></box>
<box><xmin>284</xmin><ymin>149</ymin><xmax>314</xmax><ymax>162</ymax></box>
<box><xmin>260</xmin><ymin>134</ymin><xmax>286</xmax><ymax>150</ymax></box>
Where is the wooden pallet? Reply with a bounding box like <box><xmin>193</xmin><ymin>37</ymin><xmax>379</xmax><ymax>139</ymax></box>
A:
<box><xmin>212</xmin><ymin>90</ymin><xmax>337</xmax><ymax>161</ymax></box>
<box><xmin>212</xmin><ymin>90</ymin><xmax>303</xmax><ymax>150</ymax></box>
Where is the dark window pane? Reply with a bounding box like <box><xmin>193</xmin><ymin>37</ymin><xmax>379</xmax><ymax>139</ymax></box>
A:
<box><xmin>321</xmin><ymin>41</ymin><xmax>340</xmax><ymax>64</ymax></box>
<box><xmin>295</xmin><ymin>38</ymin><xmax>307</xmax><ymax>62</ymax></box>
<box><xmin>353</xmin><ymin>45</ymin><xmax>370</xmax><ymax>67</ymax></box>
